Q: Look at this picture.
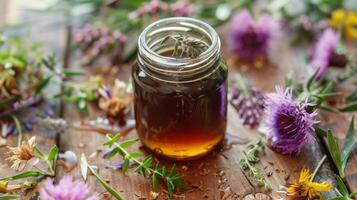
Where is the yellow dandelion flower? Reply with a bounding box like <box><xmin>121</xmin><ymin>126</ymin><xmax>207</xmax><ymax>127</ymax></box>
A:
<box><xmin>329</xmin><ymin>9</ymin><xmax>357</xmax><ymax>40</ymax></box>
<box><xmin>287</xmin><ymin>168</ymin><xmax>332</xmax><ymax>200</ymax></box>
<box><xmin>6</xmin><ymin>136</ymin><xmax>39</xmax><ymax>171</ymax></box>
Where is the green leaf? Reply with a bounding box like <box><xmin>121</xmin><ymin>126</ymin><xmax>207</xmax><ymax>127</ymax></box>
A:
<box><xmin>35</xmin><ymin>146</ymin><xmax>46</xmax><ymax>159</ymax></box>
<box><xmin>339</xmin><ymin>102</ymin><xmax>357</xmax><ymax>112</ymax></box>
<box><xmin>35</xmin><ymin>76</ymin><xmax>52</xmax><ymax>95</ymax></box>
<box><xmin>103</xmin><ymin>134</ymin><xmax>121</xmax><ymax>147</ymax></box>
<box><xmin>314</xmin><ymin>92</ymin><xmax>340</xmax><ymax>99</ymax></box>
<box><xmin>0</xmin><ymin>195</ymin><xmax>20</xmax><ymax>200</ymax></box>
<box><xmin>42</xmin><ymin>57</ymin><xmax>55</xmax><ymax>71</ymax></box>
<box><xmin>120</xmin><ymin>139</ymin><xmax>138</xmax><ymax>148</ymax></box>
<box><xmin>129</xmin><ymin>152</ymin><xmax>143</xmax><ymax>158</ymax></box>
<box><xmin>314</xmin><ymin>125</ymin><xmax>327</xmax><ymax>137</ymax></box>
<box><xmin>88</xmin><ymin>164</ymin><xmax>123</xmax><ymax>200</ymax></box>
<box><xmin>103</xmin><ymin>147</ymin><xmax>120</xmax><ymax>159</ymax></box>
<box><xmin>152</xmin><ymin>173</ymin><xmax>159</xmax><ymax>192</ymax></box>
<box><xmin>0</xmin><ymin>171</ymin><xmax>41</xmax><ymax>181</ymax></box>
<box><xmin>80</xmin><ymin>154</ymin><xmax>88</xmax><ymax>181</ymax></box>
<box><xmin>63</xmin><ymin>69</ymin><xmax>85</xmax><ymax>77</ymax></box>
<box><xmin>327</xmin><ymin>130</ymin><xmax>344</xmax><ymax>177</ymax></box>
<box><xmin>341</xmin><ymin>117</ymin><xmax>356</xmax><ymax>169</ymax></box>
<box><xmin>307</xmin><ymin>68</ymin><xmax>320</xmax><ymax>91</ymax></box>
<box><xmin>336</xmin><ymin>176</ymin><xmax>349</xmax><ymax>196</ymax></box>
<box><xmin>318</xmin><ymin>103</ymin><xmax>338</xmax><ymax>113</ymax></box>
<box><xmin>350</xmin><ymin>191</ymin><xmax>357</xmax><ymax>197</ymax></box>
<box><xmin>123</xmin><ymin>157</ymin><xmax>130</xmax><ymax>172</ymax></box>
<box><xmin>346</xmin><ymin>90</ymin><xmax>357</xmax><ymax>101</ymax></box>
<box><xmin>329</xmin><ymin>197</ymin><xmax>348</xmax><ymax>200</ymax></box>
<box><xmin>47</xmin><ymin>146</ymin><xmax>59</xmax><ymax>161</ymax></box>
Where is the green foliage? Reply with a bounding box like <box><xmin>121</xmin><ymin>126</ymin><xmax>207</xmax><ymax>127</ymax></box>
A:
<box><xmin>0</xmin><ymin>35</ymin><xmax>82</xmax><ymax>113</ymax></box>
<box><xmin>58</xmin><ymin>76</ymin><xmax>103</xmax><ymax>111</ymax></box>
<box><xmin>103</xmin><ymin>134</ymin><xmax>186</xmax><ymax>197</ymax></box>
<box><xmin>317</xmin><ymin>117</ymin><xmax>356</xmax><ymax>178</ymax></box>
<box><xmin>239</xmin><ymin>139</ymin><xmax>271</xmax><ymax>191</ymax></box>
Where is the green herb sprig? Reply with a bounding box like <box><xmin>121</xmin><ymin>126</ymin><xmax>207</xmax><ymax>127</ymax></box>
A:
<box><xmin>239</xmin><ymin>139</ymin><xmax>272</xmax><ymax>191</ymax></box>
<box><xmin>103</xmin><ymin>134</ymin><xmax>186</xmax><ymax>197</ymax></box>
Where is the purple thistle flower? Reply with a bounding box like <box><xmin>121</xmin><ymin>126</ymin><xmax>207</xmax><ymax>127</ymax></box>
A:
<box><xmin>309</xmin><ymin>29</ymin><xmax>339</xmax><ymax>80</ymax></box>
<box><xmin>229</xmin><ymin>10</ymin><xmax>279</xmax><ymax>60</ymax></box>
<box><xmin>264</xmin><ymin>86</ymin><xmax>317</xmax><ymax>155</ymax></box>
<box><xmin>170</xmin><ymin>1</ymin><xmax>193</xmax><ymax>17</ymax></box>
<box><xmin>39</xmin><ymin>176</ymin><xmax>99</xmax><ymax>200</ymax></box>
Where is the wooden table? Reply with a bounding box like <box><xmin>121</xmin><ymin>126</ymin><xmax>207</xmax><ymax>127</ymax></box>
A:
<box><xmin>0</xmin><ymin>8</ymin><xmax>356</xmax><ymax>200</ymax></box>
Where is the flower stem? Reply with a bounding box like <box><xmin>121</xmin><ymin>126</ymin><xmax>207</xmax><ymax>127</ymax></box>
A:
<box><xmin>10</xmin><ymin>115</ymin><xmax>22</xmax><ymax>147</ymax></box>
<box><xmin>310</xmin><ymin>155</ymin><xmax>327</xmax><ymax>182</ymax></box>
<box><xmin>236</xmin><ymin>74</ymin><xmax>251</xmax><ymax>98</ymax></box>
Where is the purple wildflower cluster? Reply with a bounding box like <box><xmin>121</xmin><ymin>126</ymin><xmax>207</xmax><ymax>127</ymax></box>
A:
<box><xmin>230</xmin><ymin>87</ymin><xmax>264</xmax><ymax>127</ymax></box>
<box><xmin>229</xmin><ymin>10</ymin><xmax>279</xmax><ymax>60</ymax></box>
<box><xmin>74</xmin><ymin>24</ymin><xmax>127</xmax><ymax>64</ymax></box>
<box><xmin>129</xmin><ymin>0</ymin><xmax>193</xmax><ymax>19</ymax></box>
<box><xmin>264</xmin><ymin>86</ymin><xmax>317</xmax><ymax>155</ymax></box>
<box><xmin>309</xmin><ymin>29</ymin><xmax>339</xmax><ymax>79</ymax></box>
<box><xmin>40</xmin><ymin>176</ymin><xmax>98</xmax><ymax>200</ymax></box>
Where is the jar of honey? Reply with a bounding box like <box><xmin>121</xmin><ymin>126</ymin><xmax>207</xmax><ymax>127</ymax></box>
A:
<box><xmin>132</xmin><ymin>17</ymin><xmax>227</xmax><ymax>160</ymax></box>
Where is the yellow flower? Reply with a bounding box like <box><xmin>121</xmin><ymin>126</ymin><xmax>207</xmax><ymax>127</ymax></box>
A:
<box><xmin>329</xmin><ymin>9</ymin><xmax>357</xmax><ymax>40</ymax></box>
<box><xmin>6</xmin><ymin>136</ymin><xmax>39</xmax><ymax>171</ymax></box>
<box><xmin>287</xmin><ymin>168</ymin><xmax>332</xmax><ymax>200</ymax></box>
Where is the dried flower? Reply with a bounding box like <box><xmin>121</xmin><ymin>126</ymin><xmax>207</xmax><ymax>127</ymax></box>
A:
<box><xmin>170</xmin><ymin>1</ymin><xmax>193</xmax><ymax>17</ymax></box>
<box><xmin>39</xmin><ymin>175</ymin><xmax>99</xmax><ymax>200</ymax></box>
<box><xmin>264</xmin><ymin>86</ymin><xmax>317</xmax><ymax>155</ymax></box>
<box><xmin>229</xmin><ymin>10</ymin><xmax>279</xmax><ymax>60</ymax></box>
<box><xmin>329</xmin><ymin>9</ymin><xmax>357</xmax><ymax>40</ymax></box>
<box><xmin>286</xmin><ymin>168</ymin><xmax>332</xmax><ymax>199</ymax></box>
<box><xmin>7</xmin><ymin>136</ymin><xmax>39</xmax><ymax>171</ymax></box>
<box><xmin>309</xmin><ymin>29</ymin><xmax>339</xmax><ymax>80</ymax></box>
<box><xmin>98</xmin><ymin>79</ymin><xmax>133</xmax><ymax>124</ymax></box>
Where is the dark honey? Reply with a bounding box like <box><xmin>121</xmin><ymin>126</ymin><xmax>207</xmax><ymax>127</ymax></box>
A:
<box><xmin>133</xmin><ymin>17</ymin><xmax>228</xmax><ymax>159</ymax></box>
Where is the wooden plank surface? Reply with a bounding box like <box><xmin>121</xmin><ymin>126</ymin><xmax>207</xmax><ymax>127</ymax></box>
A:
<box><xmin>55</xmin><ymin>26</ymin><xmax>342</xmax><ymax>200</ymax></box>
<box><xmin>1</xmin><ymin>3</ymin><xmax>356</xmax><ymax>200</ymax></box>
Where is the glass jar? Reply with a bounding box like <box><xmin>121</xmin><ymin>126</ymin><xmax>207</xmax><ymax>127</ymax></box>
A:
<box><xmin>132</xmin><ymin>17</ymin><xmax>228</xmax><ymax>160</ymax></box>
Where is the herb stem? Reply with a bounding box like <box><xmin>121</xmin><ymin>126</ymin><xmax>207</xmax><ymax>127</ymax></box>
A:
<box><xmin>10</xmin><ymin>115</ymin><xmax>22</xmax><ymax>147</ymax></box>
<box><xmin>111</xmin><ymin>142</ymin><xmax>164</xmax><ymax>177</ymax></box>
<box><xmin>310</xmin><ymin>155</ymin><xmax>327</xmax><ymax>182</ymax></box>
<box><xmin>236</xmin><ymin>74</ymin><xmax>251</xmax><ymax>98</ymax></box>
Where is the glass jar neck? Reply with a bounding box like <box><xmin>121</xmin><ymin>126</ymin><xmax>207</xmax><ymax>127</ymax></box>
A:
<box><xmin>137</xmin><ymin>17</ymin><xmax>221</xmax><ymax>83</ymax></box>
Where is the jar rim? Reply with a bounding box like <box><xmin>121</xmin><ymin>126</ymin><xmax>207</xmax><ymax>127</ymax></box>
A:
<box><xmin>138</xmin><ymin>17</ymin><xmax>220</xmax><ymax>63</ymax></box>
